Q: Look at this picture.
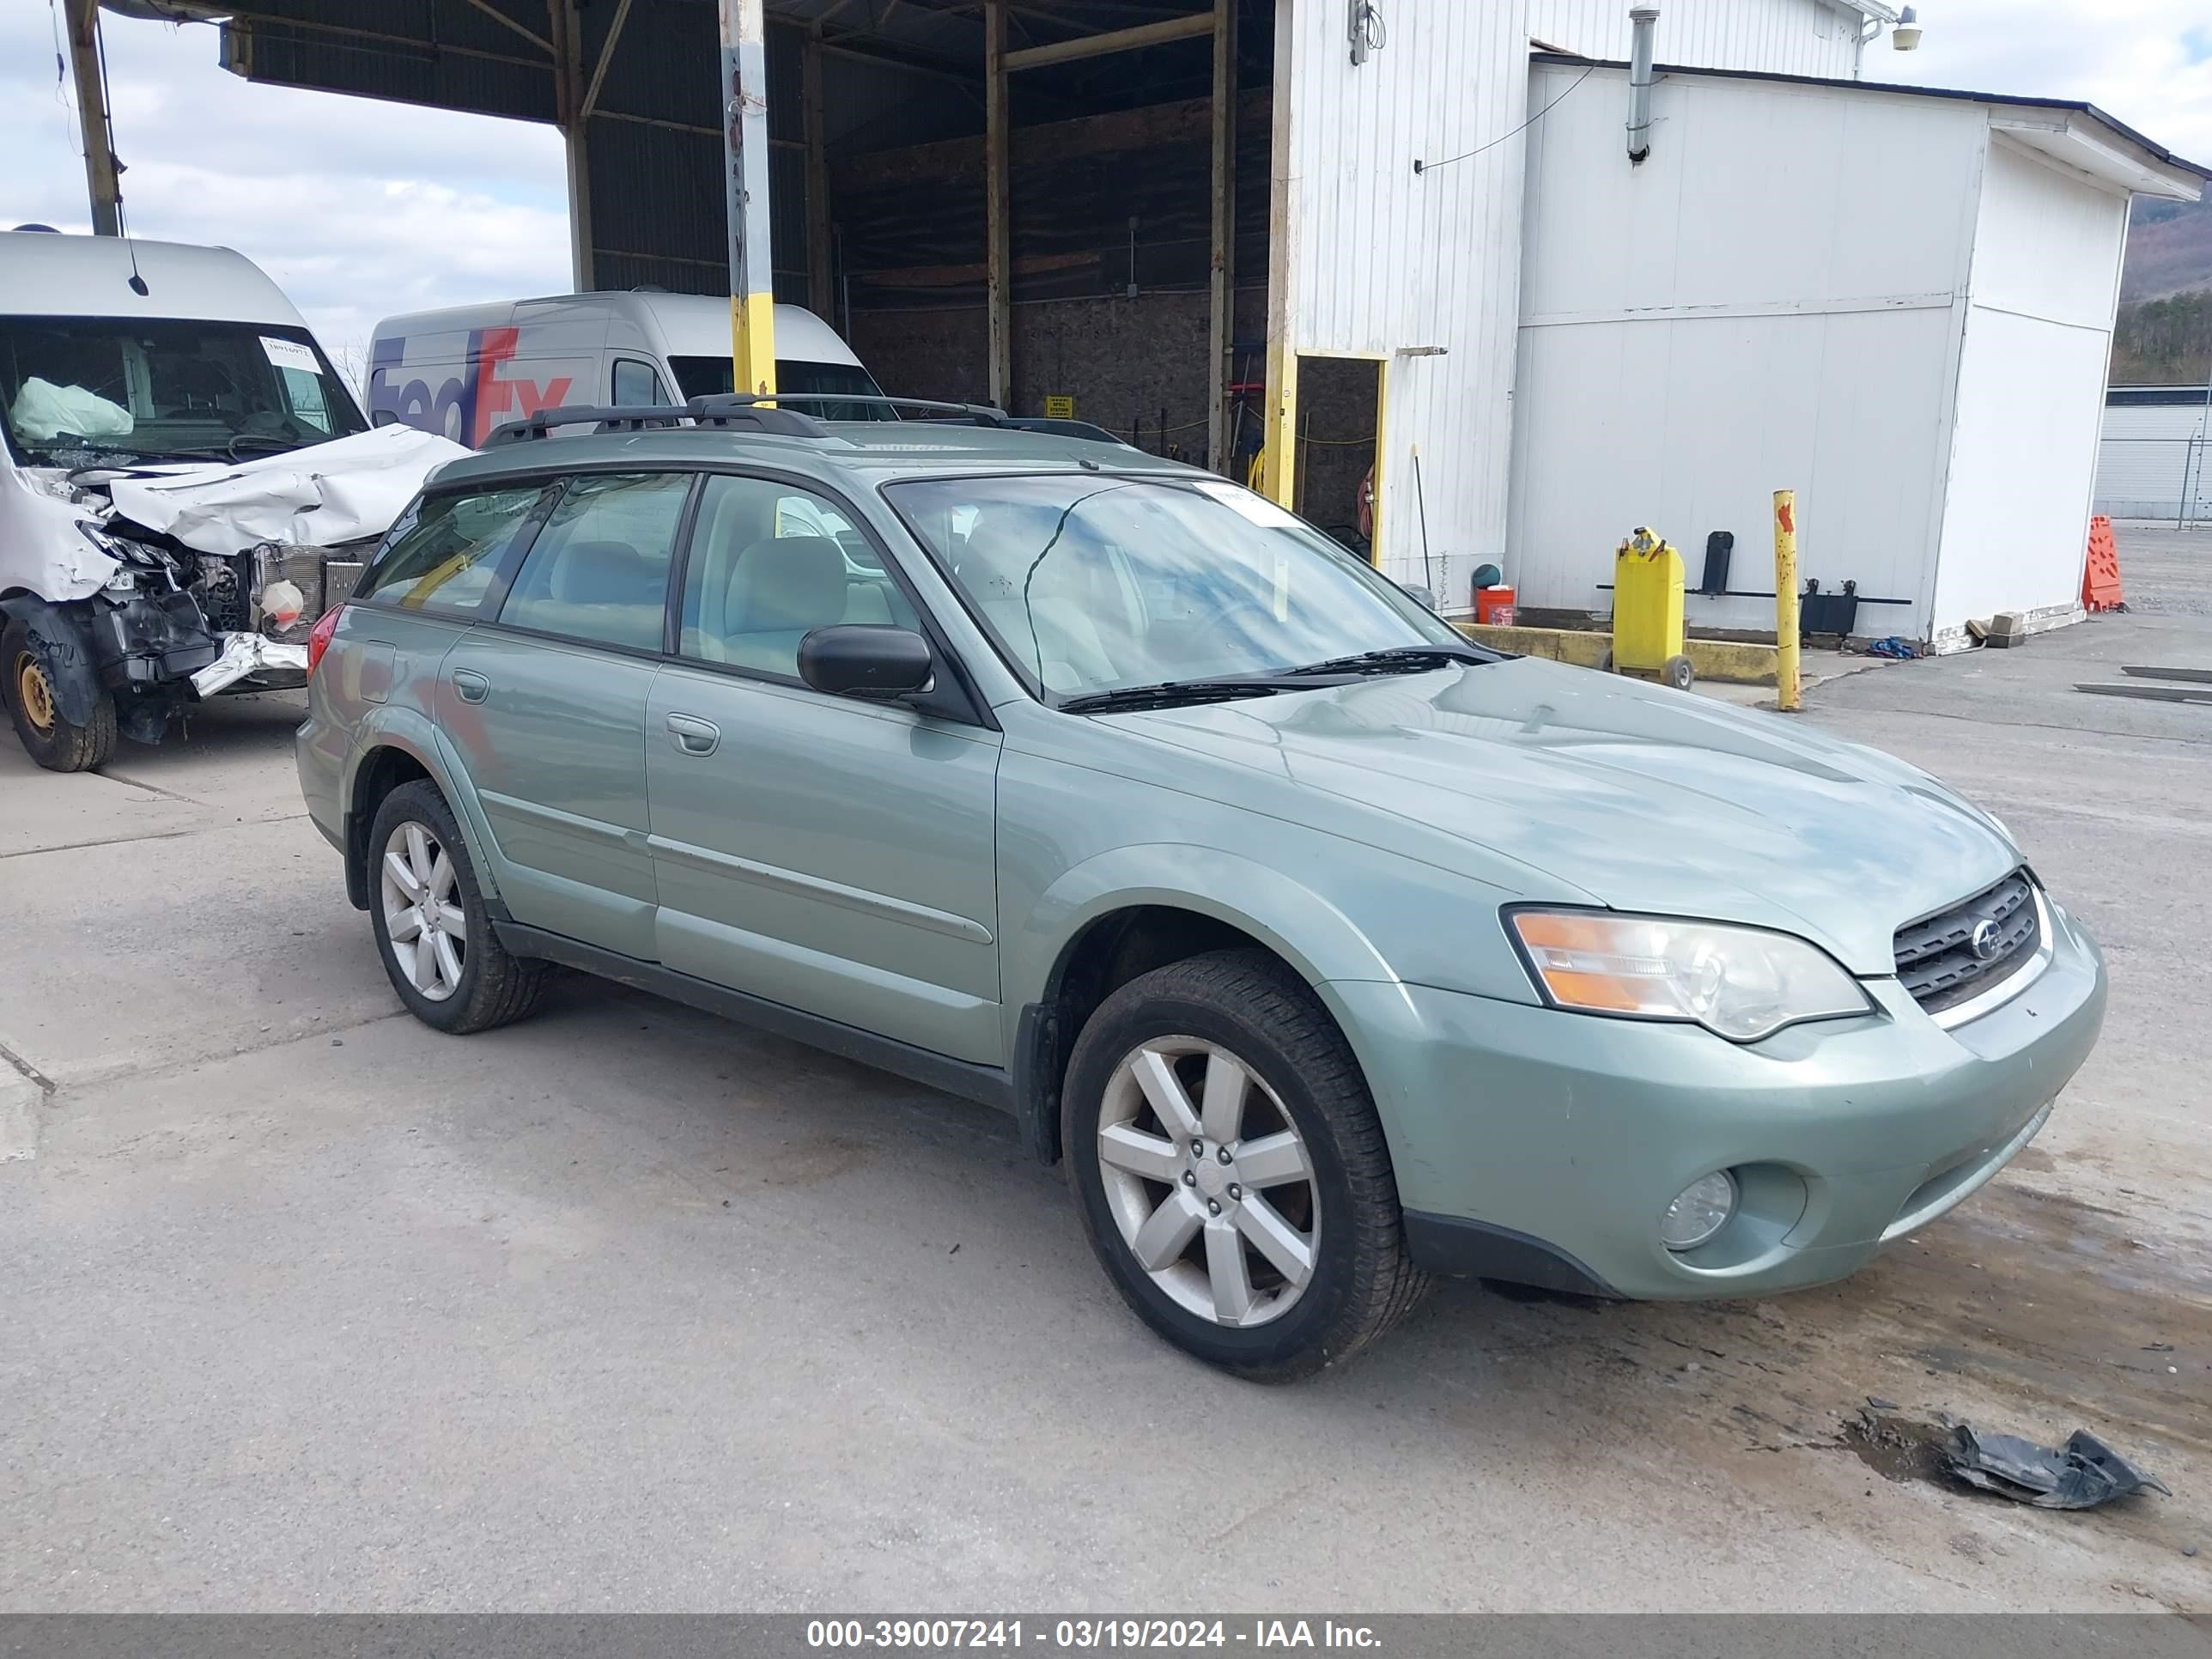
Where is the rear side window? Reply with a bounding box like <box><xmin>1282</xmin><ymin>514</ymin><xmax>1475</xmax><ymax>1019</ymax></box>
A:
<box><xmin>355</xmin><ymin>485</ymin><xmax>547</xmax><ymax>614</ymax></box>
<box><xmin>495</xmin><ymin>471</ymin><xmax>692</xmax><ymax>652</ymax></box>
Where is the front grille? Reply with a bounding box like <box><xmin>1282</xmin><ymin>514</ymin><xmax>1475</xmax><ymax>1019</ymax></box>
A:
<box><xmin>1893</xmin><ymin>871</ymin><xmax>2040</xmax><ymax>1014</ymax></box>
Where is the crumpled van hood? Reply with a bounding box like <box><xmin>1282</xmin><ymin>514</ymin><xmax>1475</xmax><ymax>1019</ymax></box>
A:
<box><xmin>1106</xmin><ymin>657</ymin><xmax>2016</xmax><ymax>975</ymax></box>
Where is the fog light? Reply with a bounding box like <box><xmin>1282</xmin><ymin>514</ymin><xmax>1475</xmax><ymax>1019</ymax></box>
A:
<box><xmin>1661</xmin><ymin>1171</ymin><xmax>1737</xmax><ymax>1251</ymax></box>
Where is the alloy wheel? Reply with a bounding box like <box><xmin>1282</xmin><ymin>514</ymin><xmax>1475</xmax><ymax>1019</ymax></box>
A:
<box><xmin>379</xmin><ymin>820</ymin><xmax>468</xmax><ymax>1003</ymax></box>
<box><xmin>1097</xmin><ymin>1036</ymin><xmax>1320</xmax><ymax>1328</ymax></box>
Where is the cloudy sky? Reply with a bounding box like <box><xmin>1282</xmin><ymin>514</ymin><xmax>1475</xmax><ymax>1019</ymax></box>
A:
<box><xmin>3</xmin><ymin>0</ymin><xmax>2209</xmax><ymax>385</ymax></box>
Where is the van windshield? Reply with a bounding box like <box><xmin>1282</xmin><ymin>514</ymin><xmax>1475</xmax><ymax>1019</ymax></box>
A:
<box><xmin>669</xmin><ymin>355</ymin><xmax>895</xmax><ymax>421</ymax></box>
<box><xmin>0</xmin><ymin>315</ymin><xmax>367</xmax><ymax>465</ymax></box>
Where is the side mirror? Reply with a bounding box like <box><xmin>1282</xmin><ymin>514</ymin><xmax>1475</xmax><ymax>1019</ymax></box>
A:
<box><xmin>1397</xmin><ymin>581</ymin><xmax>1438</xmax><ymax>610</ymax></box>
<box><xmin>798</xmin><ymin>625</ymin><xmax>933</xmax><ymax>700</ymax></box>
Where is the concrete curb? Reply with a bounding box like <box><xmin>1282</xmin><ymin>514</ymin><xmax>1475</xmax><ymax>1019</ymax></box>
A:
<box><xmin>1455</xmin><ymin>622</ymin><xmax>1782</xmax><ymax>685</ymax></box>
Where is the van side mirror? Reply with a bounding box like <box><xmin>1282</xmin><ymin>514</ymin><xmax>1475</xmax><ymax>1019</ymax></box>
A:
<box><xmin>798</xmin><ymin>625</ymin><xmax>933</xmax><ymax>700</ymax></box>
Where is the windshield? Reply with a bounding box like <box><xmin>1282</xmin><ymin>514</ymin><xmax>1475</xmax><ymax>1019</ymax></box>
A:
<box><xmin>669</xmin><ymin>355</ymin><xmax>896</xmax><ymax>421</ymax></box>
<box><xmin>0</xmin><ymin>315</ymin><xmax>367</xmax><ymax>465</ymax></box>
<box><xmin>885</xmin><ymin>474</ymin><xmax>1469</xmax><ymax>702</ymax></box>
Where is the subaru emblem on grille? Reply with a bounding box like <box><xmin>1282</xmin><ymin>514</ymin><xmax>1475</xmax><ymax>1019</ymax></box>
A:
<box><xmin>1970</xmin><ymin>919</ymin><xmax>2002</xmax><ymax>961</ymax></box>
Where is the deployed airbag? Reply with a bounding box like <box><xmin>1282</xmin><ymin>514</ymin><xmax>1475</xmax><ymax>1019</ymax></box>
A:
<box><xmin>11</xmin><ymin>377</ymin><xmax>134</xmax><ymax>442</ymax></box>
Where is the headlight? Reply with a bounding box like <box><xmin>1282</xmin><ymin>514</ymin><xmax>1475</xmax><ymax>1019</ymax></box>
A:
<box><xmin>77</xmin><ymin>519</ymin><xmax>172</xmax><ymax>577</ymax></box>
<box><xmin>1507</xmin><ymin>909</ymin><xmax>1874</xmax><ymax>1042</ymax></box>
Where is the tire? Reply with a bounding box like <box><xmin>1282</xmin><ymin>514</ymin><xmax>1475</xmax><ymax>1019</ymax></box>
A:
<box><xmin>1662</xmin><ymin>653</ymin><xmax>1696</xmax><ymax>690</ymax></box>
<box><xmin>367</xmin><ymin>780</ymin><xmax>546</xmax><ymax>1034</ymax></box>
<box><xmin>1063</xmin><ymin>948</ymin><xmax>1429</xmax><ymax>1381</ymax></box>
<box><xmin>4</xmin><ymin>619</ymin><xmax>116</xmax><ymax>773</ymax></box>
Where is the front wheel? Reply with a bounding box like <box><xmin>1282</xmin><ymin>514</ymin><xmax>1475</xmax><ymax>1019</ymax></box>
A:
<box><xmin>1064</xmin><ymin>949</ymin><xmax>1428</xmax><ymax>1381</ymax></box>
<box><xmin>4</xmin><ymin>620</ymin><xmax>115</xmax><ymax>772</ymax></box>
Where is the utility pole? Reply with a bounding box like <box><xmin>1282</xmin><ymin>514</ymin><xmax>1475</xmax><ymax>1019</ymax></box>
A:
<box><xmin>718</xmin><ymin>0</ymin><xmax>777</xmax><ymax>395</ymax></box>
<box><xmin>66</xmin><ymin>0</ymin><xmax>123</xmax><ymax>237</ymax></box>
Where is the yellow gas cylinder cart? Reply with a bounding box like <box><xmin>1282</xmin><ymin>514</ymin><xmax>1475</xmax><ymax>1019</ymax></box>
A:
<box><xmin>1608</xmin><ymin>526</ymin><xmax>1695</xmax><ymax>690</ymax></box>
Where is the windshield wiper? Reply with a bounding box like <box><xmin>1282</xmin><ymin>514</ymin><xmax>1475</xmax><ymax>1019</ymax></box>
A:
<box><xmin>1279</xmin><ymin>645</ymin><xmax>1492</xmax><ymax>678</ymax></box>
<box><xmin>1057</xmin><ymin>679</ymin><xmax>1295</xmax><ymax>715</ymax></box>
<box><xmin>155</xmin><ymin>434</ymin><xmax>302</xmax><ymax>463</ymax></box>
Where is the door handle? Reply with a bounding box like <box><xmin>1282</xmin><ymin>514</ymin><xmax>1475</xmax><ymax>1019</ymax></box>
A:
<box><xmin>665</xmin><ymin>712</ymin><xmax>721</xmax><ymax>757</ymax></box>
<box><xmin>453</xmin><ymin>669</ymin><xmax>490</xmax><ymax>704</ymax></box>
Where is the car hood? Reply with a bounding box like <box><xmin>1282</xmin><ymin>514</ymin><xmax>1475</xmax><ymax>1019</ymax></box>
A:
<box><xmin>1105</xmin><ymin>657</ymin><xmax>2016</xmax><ymax>975</ymax></box>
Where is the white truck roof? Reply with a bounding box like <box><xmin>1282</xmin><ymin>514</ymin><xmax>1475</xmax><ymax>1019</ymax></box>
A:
<box><xmin>0</xmin><ymin>230</ymin><xmax>313</xmax><ymax>326</ymax></box>
<box><xmin>372</xmin><ymin>292</ymin><xmax>863</xmax><ymax>368</ymax></box>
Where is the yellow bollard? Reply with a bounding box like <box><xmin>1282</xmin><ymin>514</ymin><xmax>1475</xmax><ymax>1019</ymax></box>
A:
<box><xmin>1773</xmin><ymin>489</ymin><xmax>1801</xmax><ymax>712</ymax></box>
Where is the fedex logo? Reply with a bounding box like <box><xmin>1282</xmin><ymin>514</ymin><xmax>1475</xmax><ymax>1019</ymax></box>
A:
<box><xmin>369</xmin><ymin>327</ymin><xmax>574</xmax><ymax>447</ymax></box>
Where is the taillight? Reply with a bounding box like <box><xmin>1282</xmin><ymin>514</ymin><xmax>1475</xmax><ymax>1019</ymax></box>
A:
<box><xmin>306</xmin><ymin>605</ymin><xmax>343</xmax><ymax>676</ymax></box>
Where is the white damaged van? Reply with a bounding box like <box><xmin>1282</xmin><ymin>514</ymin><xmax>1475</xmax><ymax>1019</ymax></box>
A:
<box><xmin>368</xmin><ymin>292</ymin><xmax>889</xmax><ymax>441</ymax></box>
<box><xmin>0</xmin><ymin>229</ymin><xmax>465</xmax><ymax>771</ymax></box>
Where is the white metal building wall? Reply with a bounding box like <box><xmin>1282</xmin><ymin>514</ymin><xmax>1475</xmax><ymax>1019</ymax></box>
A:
<box><xmin>1505</xmin><ymin>64</ymin><xmax>1987</xmax><ymax>640</ymax></box>
<box><xmin>1282</xmin><ymin>0</ymin><xmax>1530</xmax><ymax>604</ymax></box>
<box><xmin>1929</xmin><ymin>139</ymin><xmax>2130</xmax><ymax>643</ymax></box>
<box><xmin>1530</xmin><ymin>0</ymin><xmax>1863</xmax><ymax>78</ymax></box>
<box><xmin>1282</xmin><ymin>0</ymin><xmax>1874</xmax><ymax>600</ymax></box>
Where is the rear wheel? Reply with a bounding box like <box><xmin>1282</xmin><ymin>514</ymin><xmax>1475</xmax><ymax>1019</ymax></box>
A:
<box><xmin>368</xmin><ymin>780</ymin><xmax>546</xmax><ymax>1034</ymax></box>
<box><xmin>1064</xmin><ymin>949</ymin><xmax>1428</xmax><ymax>1381</ymax></box>
<box><xmin>4</xmin><ymin>620</ymin><xmax>115</xmax><ymax>773</ymax></box>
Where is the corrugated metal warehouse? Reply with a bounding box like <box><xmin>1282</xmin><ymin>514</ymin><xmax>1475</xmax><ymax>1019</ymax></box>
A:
<box><xmin>83</xmin><ymin>0</ymin><xmax>2208</xmax><ymax>646</ymax></box>
<box><xmin>2096</xmin><ymin>386</ymin><xmax>2212</xmax><ymax>524</ymax></box>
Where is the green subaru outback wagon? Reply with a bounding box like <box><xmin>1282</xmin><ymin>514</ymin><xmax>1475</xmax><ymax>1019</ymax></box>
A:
<box><xmin>297</xmin><ymin>395</ymin><xmax>2106</xmax><ymax>1379</ymax></box>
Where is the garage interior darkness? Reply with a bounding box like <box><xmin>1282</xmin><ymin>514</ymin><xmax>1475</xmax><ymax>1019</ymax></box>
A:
<box><xmin>205</xmin><ymin>0</ymin><xmax>1285</xmax><ymax>481</ymax></box>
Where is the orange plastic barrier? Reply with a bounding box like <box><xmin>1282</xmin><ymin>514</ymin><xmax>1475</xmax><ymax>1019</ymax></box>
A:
<box><xmin>2082</xmin><ymin>516</ymin><xmax>2124</xmax><ymax>613</ymax></box>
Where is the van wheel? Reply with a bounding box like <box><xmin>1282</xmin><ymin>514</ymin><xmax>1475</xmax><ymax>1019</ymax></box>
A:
<box><xmin>368</xmin><ymin>781</ymin><xmax>546</xmax><ymax>1034</ymax></box>
<box><xmin>1063</xmin><ymin>949</ymin><xmax>1429</xmax><ymax>1382</ymax></box>
<box><xmin>4</xmin><ymin>620</ymin><xmax>115</xmax><ymax>772</ymax></box>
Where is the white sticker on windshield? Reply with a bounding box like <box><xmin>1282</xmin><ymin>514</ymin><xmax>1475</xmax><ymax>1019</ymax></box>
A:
<box><xmin>260</xmin><ymin>336</ymin><xmax>321</xmax><ymax>375</ymax></box>
<box><xmin>1194</xmin><ymin>479</ymin><xmax>1304</xmax><ymax>531</ymax></box>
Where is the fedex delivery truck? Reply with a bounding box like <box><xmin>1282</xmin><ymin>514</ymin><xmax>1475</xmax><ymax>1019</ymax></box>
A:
<box><xmin>368</xmin><ymin>292</ymin><xmax>887</xmax><ymax>442</ymax></box>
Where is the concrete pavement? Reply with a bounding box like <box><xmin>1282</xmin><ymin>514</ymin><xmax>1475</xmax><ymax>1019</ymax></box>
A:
<box><xmin>2</xmin><ymin>532</ymin><xmax>2207</xmax><ymax>1612</ymax></box>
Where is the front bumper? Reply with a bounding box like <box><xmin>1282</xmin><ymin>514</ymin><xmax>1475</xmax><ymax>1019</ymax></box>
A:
<box><xmin>191</xmin><ymin>632</ymin><xmax>309</xmax><ymax>698</ymax></box>
<box><xmin>1332</xmin><ymin>896</ymin><xmax>2107</xmax><ymax>1301</ymax></box>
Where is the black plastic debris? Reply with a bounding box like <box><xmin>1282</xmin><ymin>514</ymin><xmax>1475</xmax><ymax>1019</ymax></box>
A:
<box><xmin>1945</xmin><ymin>1425</ymin><xmax>2171</xmax><ymax>1510</ymax></box>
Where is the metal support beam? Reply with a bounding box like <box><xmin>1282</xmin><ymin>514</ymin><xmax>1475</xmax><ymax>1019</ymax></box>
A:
<box><xmin>804</xmin><ymin>28</ymin><xmax>834</xmax><ymax>319</ymax></box>
<box><xmin>1003</xmin><ymin>11</ymin><xmax>1214</xmax><ymax>73</ymax></box>
<box><xmin>720</xmin><ymin>0</ymin><xmax>778</xmax><ymax>396</ymax></box>
<box><xmin>550</xmin><ymin>0</ymin><xmax>593</xmax><ymax>289</ymax></box>
<box><xmin>580</xmin><ymin>0</ymin><xmax>635</xmax><ymax>118</ymax></box>
<box><xmin>459</xmin><ymin>0</ymin><xmax>554</xmax><ymax>56</ymax></box>
<box><xmin>1205</xmin><ymin>0</ymin><xmax>1237</xmax><ymax>475</ymax></box>
<box><xmin>1260</xmin><ymin>0</ymin><xmax>1297</xmax><ymax>507</ymax></box>
<box><xmin>65</xmin><ymin>0</ymin><xmax>122</xmax><ymax>237</ymax></box>
<box><xmin>985</xmin><ymin>0</ymin><xmax>1012</xmax><ymax>410</ymax></box>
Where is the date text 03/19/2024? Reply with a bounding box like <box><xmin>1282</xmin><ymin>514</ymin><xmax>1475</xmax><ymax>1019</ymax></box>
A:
<box><xmin>805</xmin><ymin>1620</ymin><xmax>1383</xmax><ymax>1650</ymax></box>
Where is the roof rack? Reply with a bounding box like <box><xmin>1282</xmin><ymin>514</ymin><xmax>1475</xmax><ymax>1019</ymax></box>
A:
<box><xmin>690</xmin><ymin>392</ymin><xmax>1012</xmax><ymax>428</ymax></box>
<box><xmin>479</xmin><ymin>391</ymin><xmax>1019</xmax><ymax>449</ymax></box>
<box><xmin>482</xmin><ymin>401</ymin><xmax>829</xmax><ymax>447</ymax></box>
